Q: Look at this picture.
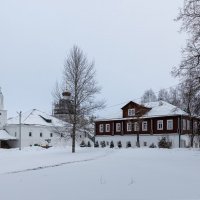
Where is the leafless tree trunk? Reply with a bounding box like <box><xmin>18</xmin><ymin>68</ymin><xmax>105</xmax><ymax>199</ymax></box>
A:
<box><xmin>53</xmin><ymin>45</ymin><xmax>104</xmax><ymax>153</ymax></box>
<box><xmin>173</xmin><ymin>1</ymin><xmax>200</xmax><ymax>147</ymax></box>
<box><xmin>173</xmin><ymin>0</ymin><xmax>200</xmax><ymax>116</ymax></box>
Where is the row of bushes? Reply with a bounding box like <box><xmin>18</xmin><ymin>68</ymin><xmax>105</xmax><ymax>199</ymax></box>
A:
<box><xmin>94</xmin><ymin>141</ymin><xmax>125</xmax><ymax>148</ymax></box>
<box><xmin>80</xmin><ymin>140</ymin><xmax>131</xmax><ymax>148</ymax></box>
<box><xmin>80</xmin><ymin>141</ymin><xmax>92</xmax><ymax>147</ymax></box>
<box><xmin>80</xmin><ymin>137</ymin><xmax>172</xmax><ymax>149</ymax></box>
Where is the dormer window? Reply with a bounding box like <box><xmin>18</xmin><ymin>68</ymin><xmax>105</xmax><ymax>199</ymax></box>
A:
<box><xmin>128</xmin><ymin>109</ymin><xmax>135</xmax><ymax>116</ymax></box>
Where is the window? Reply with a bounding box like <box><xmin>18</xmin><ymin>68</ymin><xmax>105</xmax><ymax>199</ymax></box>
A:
<box><xmin>134</xmin><ymin>122</ymin><xmax>139</xmax><ymax>131</ymax></box>
<box><xmin>106</xmin><ymin>124</ymin><xmax>110</xmax><ymax>132</ymax></box>
<box><xmin>99</xmin><ymin>124</ymin><xmax>104</xmax><ymax>133</ymax></box>
<box><xmin>167</xmin><ymin>119</ymin><xmax>173</xmax><ymax>130</ymax></box>
<box><xmin>116</xmin><ymin>123</ymin><xmax>121</xmax><ymax>132</ymax></box>
<box><xmin>183</xmin><ymin>119</ymin><xmax>186</xmax><ymax>130</ymax></box>
<box><xmin>157</xmin><ymin>120</ymin><xmax>163</xmax><ymax>130</ymax></box>
<box><xmin>14</xmin><ymin>132</ymin><xmax>17</xmax><ymax>137</ymax></box>
<box><xmin>194</xmin><ymin>121</ymin><xmax>198</xmax><ymax>131</ymax></box>
<box><xmin>128</xmin><ymin>108</ymin><xmax>135</xmax><ymax>116</ymax></box>
<box><xmin>127</xmin><ymin>122</ymin><xmax>132</xmax><ymax>132</ymax></box>
<box><xmin>142</xmin><ymin>121</ymin><xmax>148</xmax><ymax>131</ymax></box>
<box><xmin>40</xmin><ymin>132</ymin><xmax>43</xmax><ymax>137</ymax></box>
<box><xmin>50</xmin><ymin>133</ymin><xmax>53</xmax><ymax>137</ymax></box>
<box><xmin>187</xmin><ymin>120</ymin><xmax>190</xmax><ymax>130</ymax></box>
<box><xmin>29</xmin><ymin>132</ymin><xmax>32</xmax><ymax>137</ymax></box>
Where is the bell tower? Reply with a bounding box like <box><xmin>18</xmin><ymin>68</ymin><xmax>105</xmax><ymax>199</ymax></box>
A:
<box><xmin>0</xmin><ymin>87</ymin><xmax>7</xmax><ymax>129</ymax></box>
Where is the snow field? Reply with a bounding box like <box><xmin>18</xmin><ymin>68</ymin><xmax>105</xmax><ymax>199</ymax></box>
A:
<box><xmin>0</xmin><ymin>147</ymin><xmax>200</xmax><ymax>200</ymax></box>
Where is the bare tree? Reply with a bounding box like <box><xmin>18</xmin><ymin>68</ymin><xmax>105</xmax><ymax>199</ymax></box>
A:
<box><xmin>168</xmin><ymin>87</ymin><xmax>183</xmax><ymax>108</ymax></box>
<box><xmin>158</xmin><ymin>87</ymin><xmax>183</xmax><ymax>108</ymax></box>
<box><xmin>158</xmin><ymin>88</ymin><xmax>170</xmax><ymax>101</ymax></box>
<box><xmin>141</xmin><ymin>89</ymin><xmax>157</xmax><ymax>103</ymax></box>
<box><xmin>135</xmin><ymin>117</ymin><xmax>142</xmax><ymax>148</ymax></box>
<box><xmin>174</xmin><ymin>0</ymin><xmax>200</xmax><ymax>114</ymax></box>
<box><xmin>53</xmin><ymin>45</ymin><xmax>104</xmax><ymax>153</ymax></box>
<box><xmin>176</xmin><ymin>0</ymin><xmax>200</xmax><ymax>42</ymax></box>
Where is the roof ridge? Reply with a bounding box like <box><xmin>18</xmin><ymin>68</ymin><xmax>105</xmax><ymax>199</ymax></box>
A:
<box><xmin>23</xmin><ymin>109</ymin><xmax>35</xmax><ymax>122</ymax></box>
<box><xmin>31</xmin><ymin>109</ymin><xmax>53</xmax><ymax>117</ymax></box>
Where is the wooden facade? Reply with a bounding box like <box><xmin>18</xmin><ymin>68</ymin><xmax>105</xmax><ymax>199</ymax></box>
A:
<box><xmin>95</xmin><ymin>101</ymin><xmax>199</xmax><ymax>136</ymax></box>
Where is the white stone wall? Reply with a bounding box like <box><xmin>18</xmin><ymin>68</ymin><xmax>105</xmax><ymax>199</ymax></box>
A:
<box><xmin>5</xmin><ymin>124</ymin><xmax>86</xmax><ymax>148</ymax></box>
<box><xmin>0</xmin><ymin>110</ymin><xmax>7</xmax><ymax>129</ymax></box>
<box><xmin>5</xmin><ymin>124</ymin><xmax>67</xmax><ymax>148</ymax></box>
<box><xmin>95</xmin><ymin>134</ymin><xmax>191</xmax><ymax>148</ymax></box>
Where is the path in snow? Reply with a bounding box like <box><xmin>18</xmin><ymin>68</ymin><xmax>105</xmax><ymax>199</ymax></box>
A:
<box><xmin>0</xmin><ymin>146</ymin><xmax>113</xmax><ymax>174</ymax></box>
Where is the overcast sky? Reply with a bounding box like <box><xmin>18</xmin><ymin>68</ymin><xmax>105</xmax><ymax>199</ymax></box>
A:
<box><xmin>0</xmin><ymin>0</ymin><xmax>186</xmax><ymax>117</ymax></box>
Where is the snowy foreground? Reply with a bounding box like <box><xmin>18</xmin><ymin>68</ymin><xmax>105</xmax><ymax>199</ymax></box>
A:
<box><xmin>0</xmin><ymin>147</ymin><xmax>200</xmax><ymax>200</ymax></box>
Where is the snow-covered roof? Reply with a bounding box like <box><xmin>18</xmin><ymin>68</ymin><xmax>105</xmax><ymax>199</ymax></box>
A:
<box><xmin>0</xmin><ymin>130</ymin><xmax>16</xmax><ymax>140</ymax></box>
<box><xmin>96</xmin><ymin>100</ymin><xmax>189</xmax><ymax>121</ymax></box>
<box><xmin>143</xmin><ymin>101</ymin><xmax>188</xmax><ymax>117</ymax></box>
<box><xmin>7</xmin><ymin>109</ymin><xmax>67</xmax><ymax>127</ymax></box>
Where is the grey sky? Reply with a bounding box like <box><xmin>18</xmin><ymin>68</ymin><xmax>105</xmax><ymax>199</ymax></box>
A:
<box><xmin>0</xmin><ymin>0</ymin><xmax>186</xmax><ymax>117</ymax></box>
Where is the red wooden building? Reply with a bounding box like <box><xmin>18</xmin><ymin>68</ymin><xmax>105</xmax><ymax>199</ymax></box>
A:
<box><xmin>94</xmin><ymin>101</ymin><xmax>199</xmax><ymax>148</ymax></box>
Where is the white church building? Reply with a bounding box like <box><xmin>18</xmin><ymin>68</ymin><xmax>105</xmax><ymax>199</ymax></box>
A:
<box><xmin>0</xmin><ymin>88</ymin><xmax>71</xmax><ymax>148</ymax></box>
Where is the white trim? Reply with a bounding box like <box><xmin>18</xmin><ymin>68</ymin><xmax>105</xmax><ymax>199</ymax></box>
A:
<box><xmin>128</xmin><ymin>109</ymin><xmax>135</xmax><ymax>116</ymax></box>
<box><xmin>134</xmin><ymin>122</ymin><xmax>139</xmax><ymax>131</ymax></box>
<box><xmin>99</xmin><ymin>124</ymin><xmax>104</xmax><ymax>133</ymax></box>
<box><xmin>116</xmin><ymin>123</ymin><xmax>121</xmax><ymax>132</ymax></box>
<box><xmin>183</xmin><ymin>119</ymin><xmax>186</xmax><ymax>130</ymax></box>
<box><xmin>187</xmin><ymin>120</ymin><xmax>190</xmax><ymax>130</ymax></box>
<box><xmin>157</xmin><ymin>120</ymin><xmax>163</xmax><ymax>130</ymax></box>
<box><xmin>194</xmin><ymin>121</ymin><xmax>198</xmax><ymax>131</ymax></box>
<box><xmin>105</xmin><ymin>124</ymin><xmax>110</xmax><ymax>132</ymax></box>
<box><xmin>142</xmin><ymin>121</ymin><xmax>148</xmax><ymax>131</ymax></box>
<box><xmin>127</xmin><ymin>122</ymin><xmax>132</xmax><ymax>132</ymax></box>
<box><xmin>167</xmin><ymin>119</ymin><xmax>173</xmax><ymax>130</ymax></box>
<box><xmin>95</xmin><ymin>114</ymin><xmax>189</xmax><ymax>122</ymax></box>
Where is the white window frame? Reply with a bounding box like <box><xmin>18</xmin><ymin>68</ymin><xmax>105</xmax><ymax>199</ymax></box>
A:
<box><xmin>116</xmin><ymin>123</ymin><xmax>121</xmax><ymax>132</ymax></box>
<box><xmin>134</xmin><ymin>122</ymin><xmax>139</xmax><ymax>131</ymax></box>
<box><xmin>105</xmin><ymin>124</ymin><xmax>110</xmax><ymax>132</ymax></box>
<box><xmin>99</xmin><ymin>124</ymin><xmax>104</xmax><ymax>133</ymax></box>
<box><xmin>142</xmin><ymin>121</ymin><xmax>148</xmax><ymax>131</ymax></box>
<box><xmin>157</xmin><ymin>120</ymin><xmax>163</xmax><ymax>130</ymax></box>
<box><xmin>187</xmin><ymin>120</ymin><xmax>190</xmax><ymax>130</ymax></box>
<box><xmin>127</xmin><ymin>122</ymin><xmax>132</xmax><ymax>132</ymax></box>
<box><xmin>194</xmin><ymin>121</ymin><xmax>198</xmax><ymax>131</ymax></box>
<box><xmin>128</xmin><ymin>108</ymin><xmax>135</xmax><ymax>116</ymax></box>
<box><xmin>167</xmin><ymin>119</ymin><xmax>173</xmax><ymax>130</ymax></box>
<box><xmin>183</xmin><ymin>119</ymin><xmax>186</xmax><ymax>130</ymax></box>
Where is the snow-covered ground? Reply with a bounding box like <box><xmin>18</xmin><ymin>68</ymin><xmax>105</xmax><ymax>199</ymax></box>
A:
<box><xmin>0</xmin><ymin>146</ymin><xmax>200</xmax><ymax>200</ymax></box>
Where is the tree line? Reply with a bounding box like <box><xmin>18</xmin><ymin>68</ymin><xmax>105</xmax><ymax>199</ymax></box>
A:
<box><xmin>173</xmin><ymin>0</ymin><xmax>200</xmax><ymax>116</ymax></box>
<box><xmin>142</xmin><ymin>0</ymin><xmax>200</xmax><ymax>116</ymax></box>
<box><xmin>141</xmin><ymin>86</ymin><xmax>200</xmax><ymax>116</ymax></box>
